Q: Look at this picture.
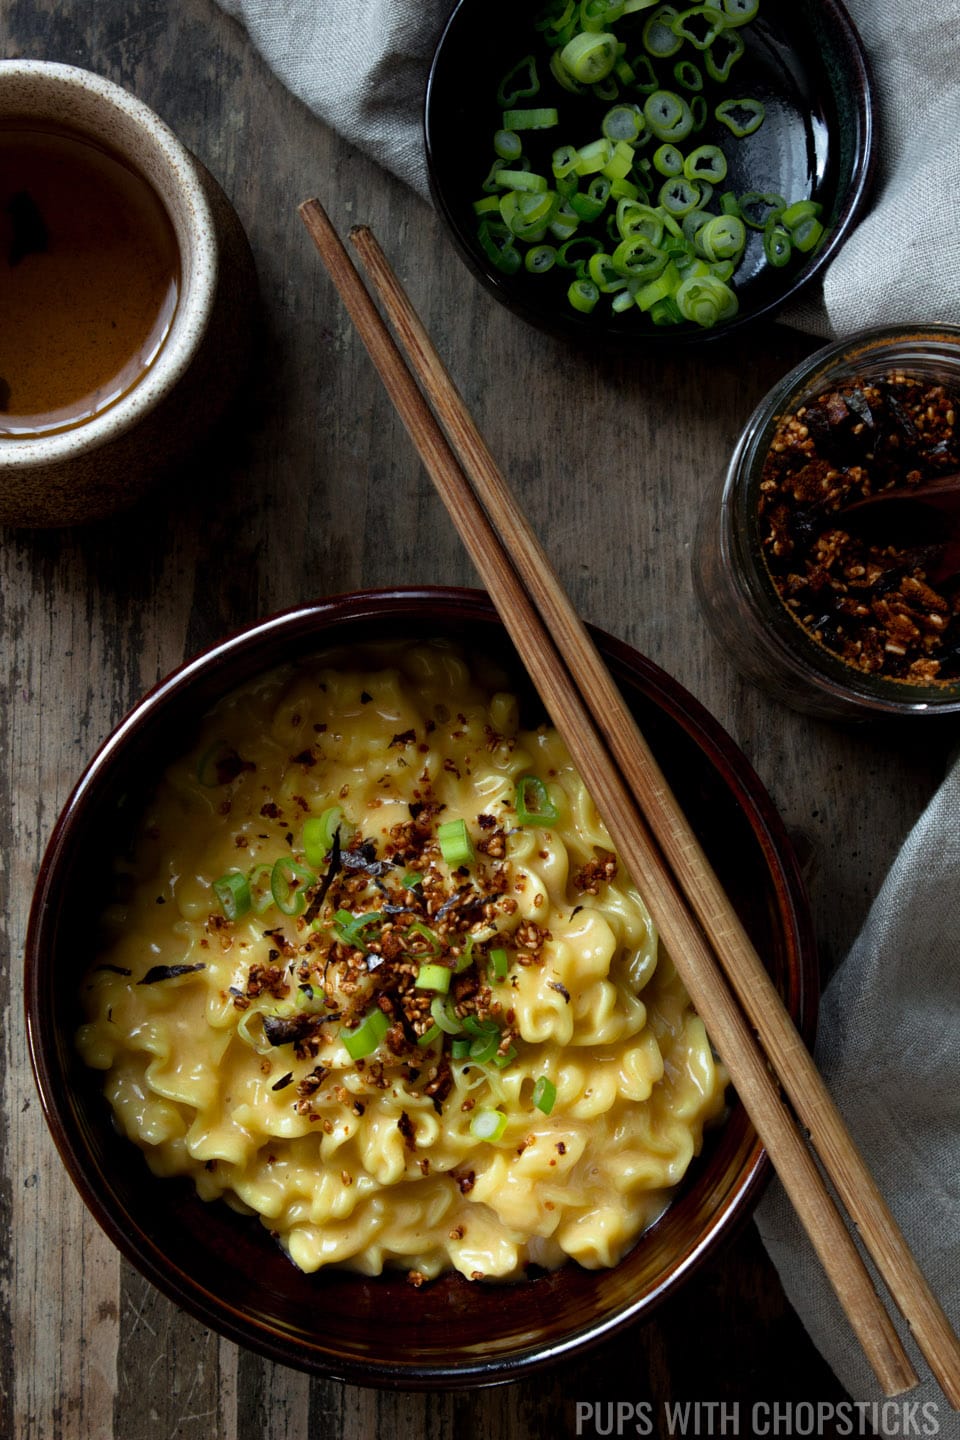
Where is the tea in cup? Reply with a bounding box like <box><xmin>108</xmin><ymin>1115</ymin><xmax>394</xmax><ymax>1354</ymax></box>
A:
<box><xmin>0</xmin><ymin>60</ymin><xmax>254</xmax><ymax>526</ymax></box>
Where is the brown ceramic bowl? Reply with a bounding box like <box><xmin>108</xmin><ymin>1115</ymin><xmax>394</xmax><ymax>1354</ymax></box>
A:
<box><xmin>25</xmin><ymin>586</ymin><xmax>816</xmax><ymax>1387</ymax></box>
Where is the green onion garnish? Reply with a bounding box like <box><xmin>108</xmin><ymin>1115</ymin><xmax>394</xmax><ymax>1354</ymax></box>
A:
<box><xmin>515</xmin><ymin>773</ymin><xmax>560</xmax><ymax>825</ymax></box>
<box><xmin>415</xmin><ymin>963</ymin><xmax>452</xmax><ymax>994</ymax></box>
<box><xmin>246</xmin><ymin>862</ymin><xmax>275</xmax><ymax>915</ymax></box>
<box><xmin>469</xmin><ymin>1108</ymin><xmax>508</xmax><ymax>1142</ymax></box>
<box><xmin>502</xmin><ymin>106</ymin><xmax>559</xmax><ymax>130</ymax></box>
<box><xmin>406</xmin><ymin>920</ymin><xmax>442</xmax><ymax>955</ymax></box>
<box><xmin>417</xmin><ymin>1022</ymin><xmax>442</xmax><ymax>1049</ymax></box>
<box><xmin>714</xmin><ymin>96</ymin><xmax>765</xmax><ymax>137</ymax></box>
<box><xmin>532</xmin><ymin>1076</ymin><xmax>558</xmax><ymax>1114</ymax></box>
<box><xmin>469</xmin><ymin>1030</ymin><xmax>501</xmax><ymax>1064</ymax></box>
<box><xmin>430</xmin><ymin>993</ymin><xmax>463</xmax><ymax>1035</ymax></box>
<box><xmin>333</xmin><ymin>909</ymin><xmax>383</xmax><ymax>947</ymax></box>
<box><xmin>451</xmin><ymin>1037</ymin><xmax>472</xmax><ymax>1060</ymax></box>
<box><xmin>489</xmin><ymin>947</ymin><xmax>509</xmax><ymax>981</ymax></box>
<box><xmin>341</xmin><ymin>1007</ymin><xmax>389</xmax><ymax>1060</ymax></box>
<box><xmin>302</xmin><ymin>806</ymin><xmax>345</xmax><ymax>867</ymax></box>
<box><xmin>437</xmin><ymin>818</ymin><xmax>474</xmax><ymax>867</ymax></box>
<box><xmin>213</xmin><ymin>870</ymin><xmax>251</xmax><ymax>921</ymax></box>
<box><xmin>270</xmin><ymin>857</ymin><xmax>316</xmax><ymax>917</ymax></box>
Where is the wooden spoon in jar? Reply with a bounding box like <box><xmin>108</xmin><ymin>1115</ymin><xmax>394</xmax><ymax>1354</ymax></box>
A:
<box><xmin>838</xmin><ymin>471</ymin><xmax>960</xmax><ymax>584</ymax></box>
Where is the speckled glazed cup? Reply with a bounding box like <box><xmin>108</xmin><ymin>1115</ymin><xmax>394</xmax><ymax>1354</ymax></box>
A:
<box><xmin>0</xmin><ymin>60</ymin><xmax>255</xmax><ymax>527</ymax></box>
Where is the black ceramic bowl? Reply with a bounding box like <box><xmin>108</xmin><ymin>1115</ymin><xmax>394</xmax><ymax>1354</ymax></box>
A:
<box><xmin>425</xmin><ymin>0</ymin><xmax>876</xmax><ymax>345</ymax></box>
<box><xmin>26</xmin><ymin>587</ymin><xmax>817</xmax><ymax>1387</ymax></box>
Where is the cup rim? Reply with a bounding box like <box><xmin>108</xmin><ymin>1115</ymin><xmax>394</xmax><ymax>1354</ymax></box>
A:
<box><xmin>0</xmin><ymin>58</ymin><xmax>218</xmax><ymax>467</ymax></box>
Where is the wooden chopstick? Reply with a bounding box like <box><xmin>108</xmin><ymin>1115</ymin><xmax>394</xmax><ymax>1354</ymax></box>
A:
<box><xmin>342</xmin><ymin>220</ymin><xmax>960</xmax><ymax>1407</ymax></box>
<box><xmin>299</xmin><ymin>198</ymin><xmax>957</xmax><ymax>1402</ymax></box>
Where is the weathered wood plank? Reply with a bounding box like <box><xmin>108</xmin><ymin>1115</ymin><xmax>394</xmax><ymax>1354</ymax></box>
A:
<box><xmin>1</xmin><ymin>0</ymin><xmax>951</xmax><ymax>1435</ymax></box>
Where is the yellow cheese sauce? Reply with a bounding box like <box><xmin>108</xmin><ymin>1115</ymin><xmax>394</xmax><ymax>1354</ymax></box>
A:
<box><xmin>77</xmin><ymin>640</ymin><xmax>727</xmax><ymax>1282</ymax></box>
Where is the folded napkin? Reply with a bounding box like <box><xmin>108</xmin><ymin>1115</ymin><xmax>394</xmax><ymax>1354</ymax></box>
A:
<box><xmin>754</xmin><ymin>751</ymin><xmax>960</xmax><ymax>1434</ymax></box>
<box><xmin>216</xmin><ymin>0</ymin><xmax>960</xmax><ymax>1417</ymax></box>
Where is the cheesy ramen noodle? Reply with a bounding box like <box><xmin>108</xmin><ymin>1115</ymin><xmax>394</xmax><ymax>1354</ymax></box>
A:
<box><xmin>78</xmin><ymin>641</ymin><xmax>727</xmax><ymax>1282</ymax></box>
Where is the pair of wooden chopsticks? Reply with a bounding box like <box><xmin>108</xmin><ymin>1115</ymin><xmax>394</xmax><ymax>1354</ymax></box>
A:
<box><xmin>298</xmin><ymin>197</ymin><xmax>960</xmax><ymax>1405</ymax></box>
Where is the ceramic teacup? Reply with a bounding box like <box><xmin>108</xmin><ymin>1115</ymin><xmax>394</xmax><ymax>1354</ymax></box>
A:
<box><xmin>0</xmin><ymin>59</ymin><xmax>254</xmax><ymax>527</ymax></box>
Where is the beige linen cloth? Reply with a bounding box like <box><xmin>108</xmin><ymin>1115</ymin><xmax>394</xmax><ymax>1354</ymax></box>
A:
<box><xmin>217</xmin><ymin>0</ymin><xmax>960</xmax><ymax>1423</ymax></box>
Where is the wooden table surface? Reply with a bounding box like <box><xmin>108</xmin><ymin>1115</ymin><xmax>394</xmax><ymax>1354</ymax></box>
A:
<box><xmin>2</xmin><ymin>1</ymin><xmax>953</xmax><ymax>1436</ymax></box>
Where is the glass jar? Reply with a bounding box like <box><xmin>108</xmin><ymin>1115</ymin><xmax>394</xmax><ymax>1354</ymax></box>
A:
<box><xmin>693</xmin><ymin>324</ymin><xmax>960</xmax><ymax>720</ymax></box>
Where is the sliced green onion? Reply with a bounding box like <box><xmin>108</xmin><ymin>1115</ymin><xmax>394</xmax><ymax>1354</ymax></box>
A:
<box><xmin>560</xmin><ymin>30</ymin><xmax>619</xmax><ymax>84</ymax></box>
<box><xmin>334</xmin><ymin>908</ymin><xmax>383</xmax><ymax>946</ymax></box>
<box><xmin>628</xmin><ymin>51</ymin><xmax>659</xmax><ymax>91</ymax></box>
<box><xmin>602</xmin><ymin>103</ymin><xmax>643</xmax><ymax>143</ymax></box>
<box><xmin>247</xmin><ymin>862</ymin><xmax>275</xmax><ymax>915</ymax></box>
<box><xmin>401</xmin><ymin>870</ymin><xmax>423</xmax><ymax>891</ymax></box>
<box><xmin>672</xmin><ymin>58</ymin><xmax>703</xmax><ymax>91</ymax></box>
<box><xmin>738</xmin><ymin>191</ymin><xmax>785</xmax><ymax>230</ymax></box>
<box><xmin>612</xmin><ymin>233</ymin><xmax>668</xmax><ymax>279</ymax></box>
<box><xmin>721</xmin><ymin>0</ymin><xmax>758</xmax><ymax>24</ymax></box>
<box><xmin>602</xmin><ymin>139</ymin><xmax>635</xmax><ymax>182</ymax></box>
<box><xmin>715</xmin><ymin>97</ymin><xmax>765</xmax><ymax>137</ymax></box>
<box><xmin>781</xmin><ymin>199</ymin><xmax>821</xmax><ymax>228</ymax></box>
<box><xmin>557</xmin><ymin>235</ymin><xmax>604</xmax><ymax>270</ymax></box>
<box><xmin>704</xmin><ymin>30</ymin><xmax>744</xmax><ymax>83</ymax></box>
<box><xmin>430</xmin><ymin>993</ymin><xmax>463</xmax><ymax>1035</ymax></box>
<box><xmin>672</xmin><ymin>5</ymin><xmax>725</xmax><ymax>49</ymax></box>
<box><xmin>406</xmin><ymin>920</ymin><xmax>442</xmax><ymax>956</ymax></box>
<box><xmin>567</xmin><ymin>277</ymin><xmax>600</xmax><ymax>312</ymax></box>
<box><xmin>213</xmin><ymin>870</ymin><xmax>251</xmax><ymax>921</ymax></box>
<box><xmin>552</xmin><ymin>143</ymin><xmax>580</xmax><ymax>179</ymax></box>
<box><xmin>495</xmin><ymin>168</ymin><xmax>549</xmax><ymax>193</ymax></box>
<box><xmin>525</xmin><ymin>243</ymin><xmax>558</xmax><ymax>274</ymax></box>
<box><xmin>502</xmin><ymin>107</ymin><xmax>559</xmax><ymax>130</ymax></box>
<box><xmin>763</xmin><ymin>222</ymin><xmax>792</xmax><ymax>267</ymax></box>
<box><xmin>683</xmin><ymin>144</ymin><xmax>727</xmax><ymax>184</ymax></box>
<box><xmin>675</xmin><ymin>274</ymin><xmax>738</xmax><ymax>328</ymax></box>
<box><xmin>453</xmin><ymin>935</ymin><xmax>476</xmax><ymax>973</ymax></box>
<box><xmin>341</xmin><ymin>1007</ymin><xmax>389</xmax><ymax>1061</ymax></box>
<box><xmin>477</xmin><ymin>219</ymin><xmax>522</xmax><ymax>275</ymax></box>
<box><xmin>437</xmin><ymin>817</ymin><xmax>475</xmax><ymax>867</ymax></box>
<box><xmin>642</xmin><ymin>6</ymin><xmax>683</xmax><ymax>57</ymax></box>
<box><xmin>302</xmin><ymin>805</ymin><xmax>345</xmax><ymax>867</ymax></box>
<box><xmin>489</xmin><ymin>947</ymin><xmax>509</xmax><ymax>981</ymax></box>
<box><xmin>416</xmin><ymin>963</ymin><xmax>452</xmax><ymax>994</ymax></box>
<box><xmin>580</xmin><ymin>0</ymin><xmax>626</xmax><ymax>29</ymax></box>
<box><xmin>417</xmin><ymin>1023</ymin><xmax>442</xmax><ymax>1049</ymax></box>
<box><xmin>463</xmin><ymin>1015</ymin><xmax>500</xmax><ymax>1037</ymax></box>
<box><xmin>659</xmin><ymin>176</ymin><xmax>700</xmax><ymax>217</ymax></box>
<box><xmin>790</xmin><ymin>216</ymin><xmax>824</xmax><ymax>253</ymax></box>
<box><xmin>695</xmin><ymin>213</ymin><xmax>745</xmax><ymax>261</ymax></box>
<box><xmin>653</xmin><ymin>142</ymin><xmax>684</xmax><ymax>177</ymax></box>
<box><xmin>270</xmin><ymin>857</ymin><xmax>315</xmax><ymax>916</ymax></box>
<box><xmin>469</xmin><ymin>1107</ymin><xmax>508</xmax><ymax>1141</ymax></box>
<box><xmin>492</xmin><ymin>1044</ymin><xmax>518</xmax><ymax>1069</ymax></box>
<box><xmin>532</xmin><ymin>1075</ymin><xmax>558</xmax><ymax>1114</ymax></box>
<box><xmin>515</xmin><ymin>773</ymin><xmax>560</xmax><ymax>824</ymax></box>
<box><xmin>451</xmin><ymin>1037</ymin><xmax>472</xmax><ymax>1060</ymax></box>
<box><xmin>497</xmin><ymin>54</ymin><xmax>540</xmax><ymax>107</ymax></box>
<box><xmin>643</xmin><ymin>89</ymin><xmax>693</xmax><ymax>142</ymax></box>
<box><xmin>469</xmin><ymin>1030</ymin><xmax>501</xmax><ymax>1063</ymax></box>
<box><xmin>493</xmin><ymin>129</ymin><xmax>523</xmax><ymax>161</ymax></box>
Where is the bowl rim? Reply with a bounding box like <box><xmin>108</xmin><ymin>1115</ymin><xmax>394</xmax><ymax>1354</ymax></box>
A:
<box><xmin>423</xmin><ymin>0</ymin><xmax>878</xmax><ymax>346</ymax></box>
<box><xmin>24</xmin><ymin>584</ymin><xmax>817</xmax><ymax>1386</ymax></box>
